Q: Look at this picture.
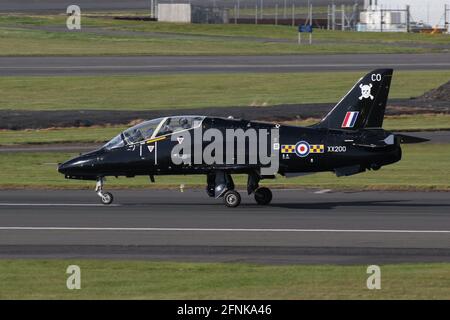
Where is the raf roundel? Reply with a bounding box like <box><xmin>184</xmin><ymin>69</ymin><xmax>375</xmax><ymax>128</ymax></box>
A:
<box><xmin>295</xmin><ymin>141</ymin><xmax>310</xmax><ymax>157</ymax></box>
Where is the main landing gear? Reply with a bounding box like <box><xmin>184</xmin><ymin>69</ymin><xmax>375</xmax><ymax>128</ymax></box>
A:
<box><xmin>223</xmin><ymin>190</ymin><xmax>241</xmax><ymax>208</ymax></box>
<box><xmin>95</xmin><ymin>177</ymin><xmax>114</xmax><ymax>205</ymax></box>
<box><xmin>254</xmin><ymin>187</ymin><xmax>272</xmax><ymax>205</ymax></box>
<box><xmin>206</xmin><ymin>171</ymin><xmax>241</xmax><ymax>207</ymax></box>
<box><xmin>206</xmin><ymin>171</ymin><xmax>273</xmax><ymax>208</ymax></box>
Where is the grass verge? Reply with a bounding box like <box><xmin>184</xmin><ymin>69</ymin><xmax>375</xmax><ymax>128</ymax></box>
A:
<box><xmin>285</xmin><ymin>114</ymin><xmax>450</xmax><ymax>132</ymax></box>
<box><xmin>0</xmin><ymin>12</ymin><xmax>448</xmax><ymax>56</ymax></box>
<box><xmin>1</xmin><ymin>70</ymin><xmax>449</xmax><ymax>110</ymax></box>
<box><xmin>0</xmin><ymin>260</ymin><xmax>449</xmax><ymax>299</ymax></box>
<box><xmin>0</xmin><ymin>144</ymin><xmax>448</xmax><ymax>191</ymax></box>
<box><xmin>1</xmin><ymin>13</ymin><xmax>448</xmax><ymax>46</ymax></box>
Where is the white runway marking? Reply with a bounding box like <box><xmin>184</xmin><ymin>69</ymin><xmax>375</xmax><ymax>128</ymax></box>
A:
<box><xmin>314</xmin><ymin>189</ymin><xmax>332</xmax><ymax>194</ymax></box>
<box><xmin>0</xmin><ymin>227</ymin><xmax>448</xmax><ymax>234</ymax></box>
<box><xmin>0</xmin><ymin>203</ymin><xmax>120</xmax><ymax>207</ymax></box>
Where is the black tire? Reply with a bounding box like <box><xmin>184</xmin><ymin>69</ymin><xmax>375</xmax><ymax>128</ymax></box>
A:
<box><xmin>206</xmin><ymin>186</ymin><xmax>215</xmax><ymax>198</ymax></box>
<box><xmin>223</xmin><ymin>190</ymin><xmax>241</xmax><ymax>208</ymax></box>
<box><xmin>254</xmin><ymin>187</ymin><xmax>272</xmax><ymax>205</ymax></box>
<box><xmin>100</xmin><ymin>192</ymin><xmax>114</xmax><ymax>205</ymax></box>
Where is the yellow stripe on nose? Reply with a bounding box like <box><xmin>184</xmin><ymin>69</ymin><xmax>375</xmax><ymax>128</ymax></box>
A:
<box><xmin>146</xmin><ymin>136</ymin><xmax>166</xmax><ymax>144</ymax></box>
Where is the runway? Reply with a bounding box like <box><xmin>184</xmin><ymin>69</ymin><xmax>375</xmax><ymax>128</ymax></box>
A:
<box><xmin>1</xmin><ymin>54</ymin><xmax>449</xmax><ymax>76</ymax></box>
<box><xmin>0</xmin><ymin>189</ymin><xmax>449</xmax><ymax>264</ymax></box>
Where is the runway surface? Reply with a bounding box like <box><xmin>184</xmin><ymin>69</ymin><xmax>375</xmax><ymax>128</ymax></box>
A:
<box><xmin>1</xmin><ymin>54</ymin><xmax>449</xmax><ymax>76</ymax></box>
<box><xmin>0</xmin><ymin>189</ymin><xmax>449</xmax><ymax>264</ymax></box>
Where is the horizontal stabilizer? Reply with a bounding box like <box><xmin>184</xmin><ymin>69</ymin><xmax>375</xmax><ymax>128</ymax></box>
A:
<box><xmin>353</xmin><ymin>134</ymin><xmax>395</xmax><ymax>148</ymax></box>
<box><xmin>396</xmin><ymin>134</ymin><xmax>430</xmax><ymax>144</ymax></box>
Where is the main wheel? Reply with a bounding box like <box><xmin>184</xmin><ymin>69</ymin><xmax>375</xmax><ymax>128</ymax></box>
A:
<box><xmin>254</xmin><ymin>187</ymin><xmax>272</xmax><ymax>205</ymax></box>
<box><xmin>100</xmin><ymin>192</ymin><xmax>114</xmax><ymax>205</ymax></box>
<box><xmin>206</xmin><ymin>186</ymin><xmax>215</xmax><ymax>198</ymax></box>
<box><xmin>223</xmin><ymin>190</ymin><xmax>241</xmax><ymax>208</ymax></box>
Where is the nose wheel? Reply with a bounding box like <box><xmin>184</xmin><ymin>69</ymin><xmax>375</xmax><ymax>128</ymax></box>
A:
<box><xmin>100</xmin><ymin>192</ymin><xmax>114</xmax><ymax>205</ymax></box>
<box><xmin>95</xmin><ymin>178</ymin><xmax>114</xmax><ymax>205</ymax></box>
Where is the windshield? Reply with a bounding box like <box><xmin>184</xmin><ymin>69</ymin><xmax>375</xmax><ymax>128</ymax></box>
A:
<box><xmin>103</xmin><ymin>134</ymin><xmax>125</xmax><ymax>150</ymax></box>
<box><xmin>122</xmin><ymin>118</ymin><xmax>163</xmax><ymax>145</ymax></box>
<box><xmin>104</xmin><ymin>116</ymin><xmax>205</xmax><ymax>148</ymax></box>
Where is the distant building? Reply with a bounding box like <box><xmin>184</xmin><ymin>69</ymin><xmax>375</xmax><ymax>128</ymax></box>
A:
<box><xmin>157</xmin><ymin>3</ymin><xmax>229</xmax><ymax>24</ymax></box>
<box><xmin>158</xmin><ymin>4</ymin><xmax>191</xmax><ymax>23</ymax></box>
<box><xmin>361</xmin><ymin>0</ymin><xmax>449</xmax><ymax>30</ymax></box>
<box><xmin>358</xmin><ymin>6</ymin><xmax>408</xmax><ymax>32</ymax></box>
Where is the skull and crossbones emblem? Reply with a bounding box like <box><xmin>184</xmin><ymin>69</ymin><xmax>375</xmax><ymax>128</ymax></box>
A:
<box><xmin>359</xmin><ymin>83</ymin><xmax>374</xmax><ymax>100</ymax></box>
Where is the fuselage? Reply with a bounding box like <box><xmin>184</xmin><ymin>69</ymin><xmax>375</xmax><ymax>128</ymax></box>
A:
<box><xmin>58</xmin><ymin>116</ymin><xmax>402</xmax><ymax>180</ymax></box>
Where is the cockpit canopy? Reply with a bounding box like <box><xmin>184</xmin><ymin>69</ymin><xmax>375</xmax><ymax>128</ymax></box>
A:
<box><xmin>104</xmin><ymin>116</ymin><xmax>205</xmax><ymax>150</ymax></box>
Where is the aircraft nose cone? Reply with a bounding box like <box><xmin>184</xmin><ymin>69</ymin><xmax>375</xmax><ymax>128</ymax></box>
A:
<box><xmin>58</xmin><ymin>151</ymin><xmax>102</xmax><ymax>177</ymax></box>
<box><xmin>58</xmin><ymin>157</ymin><xmax>88</xmax><ymax>175</ymax></box>
<box><xmin>58</xmin><ymin>160</ymin><xmax>73</xmax><ymax>175</ymax></box>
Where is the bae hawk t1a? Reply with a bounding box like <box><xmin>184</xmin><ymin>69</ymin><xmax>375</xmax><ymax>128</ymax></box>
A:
<box><xmin>58</xmin><ymin>69</ymin><xmax>427</xmax><ymax>207</ymax></box>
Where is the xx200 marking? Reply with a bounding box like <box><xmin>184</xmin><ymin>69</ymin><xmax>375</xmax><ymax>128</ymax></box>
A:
<box><xmin>328</xmin><ymin>146</ymin><xmax>347</xmax><ymax>153</ymax></box>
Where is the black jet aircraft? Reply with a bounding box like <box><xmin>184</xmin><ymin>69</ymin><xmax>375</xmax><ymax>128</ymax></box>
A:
<box><xmin>58</xmin><ymin>69</ymin><xmax>427</xmax><ymax>207</ymax></box>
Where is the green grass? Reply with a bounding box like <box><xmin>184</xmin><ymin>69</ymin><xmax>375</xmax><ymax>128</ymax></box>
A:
<box><xmin>0</xmin><ymin>14</ymin><xmax>447</xmax><ymax>56</ymax></box>
<box><xmin>0</xmin><ymin>126</ymin><xmax>124</xmax><ymax>145</ymax></box>
<box><xmin>1</xmin><ymin>14</ymin><xmax>448</xmax><ymax>45</ymax></box>
<box><xmin>1</xmin><ymin>115</ymin><xmax>449</xmax><ymax>146</ymax></box>
<box><xmin>0</xmin><ymin>260</ymin><xmax>448</xmax><ymax>299</ymax></box>
<box><xmin>286</xmin><ymin>114</ymin><xmax>450</xmax><ymax>132</ymax></box>
<box><xmin>0</xmin><ymin>27</ymin><xmax>323</xmax><ymax>56</ymax></box>
<box><xmin>1</xmin><ymin>70</ymin><xmax>448</xmax><ymax>110</ymax></box>
<box><xmin>0</xmin><ymin>27</ymin><xmax>425</xmax><ymax>56</ymax></box>
<box><xmin>382</xmin><ymin>115</ymin><xmax>450</xmax><ymax>131</ymax></box>
<box><xmin>0</xmin><ymin>144</ymin><xmax>448</xmax><ymax>190</ymax></box>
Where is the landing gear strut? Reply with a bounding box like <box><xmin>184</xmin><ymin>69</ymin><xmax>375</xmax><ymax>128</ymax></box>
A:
<box><xmin>205</xmin><ymin>171</ymin><xmax>274</xmax><ymax>207</ymax></box>
<box><xmin>95</xmin><ymin>177</ymin><xmax>114</xmax><ymax>205</ymax></box>
<box><xmin>248</xmin><ymin>172</ymin><xmax>272</xmax><ymax>205</ymax></box>
<box><xmin>206</xmin><ymin>171</ymin><xmax>241</xmax><ymax>207</ymax></box>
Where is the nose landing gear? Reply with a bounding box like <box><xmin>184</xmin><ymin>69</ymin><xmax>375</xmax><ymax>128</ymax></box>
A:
<box><xmin>206</xmin><ymin>171</ymin><xmax>242</xmax><ymax>207</ymax></box>
<box><xmin>95</xmin><ymin>177</ymin><xmax>114</xmax><ymax>205</ymax></box>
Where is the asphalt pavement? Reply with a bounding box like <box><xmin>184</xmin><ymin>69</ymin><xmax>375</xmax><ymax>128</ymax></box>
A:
<box><xmin>1</xmin><ymin>54</ymin><xmax>449</xmax><ymax>76</ymax></box>
<box><xmin>1</xmin><ymin>189</ymin><xmax>449</xmax><ymax>264</ymax></box>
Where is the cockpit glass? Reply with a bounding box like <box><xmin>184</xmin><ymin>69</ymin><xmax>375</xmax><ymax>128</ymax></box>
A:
<box><xmin>156</xmin><ymin>116</ymin><xmax>204</xmax><ymax>137</ymax></box>
<box><xmin>103</xmin><ymin>134</ymin><xmax>124</xmax><ymax>150</ymax></box>
<box><xmin>122</xmin><ymin>118</ymin><xmax>163</xmax><ymax>145</ymax></box>
<box><xmin>108</xmin><ymin>116</ymin><xmax>205</xmax><ymax>147</ymax></box>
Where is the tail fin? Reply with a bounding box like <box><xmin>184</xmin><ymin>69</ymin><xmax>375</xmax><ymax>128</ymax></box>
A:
<box><xmin>315</xmin><ymin>69</ymin><xmax>393</xmax><ymax>130</ymax></box>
